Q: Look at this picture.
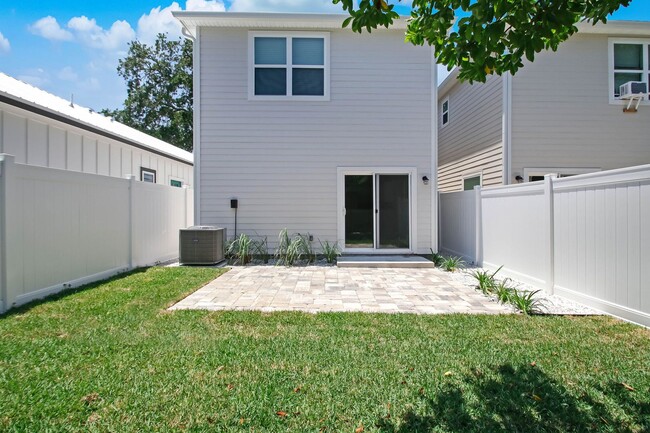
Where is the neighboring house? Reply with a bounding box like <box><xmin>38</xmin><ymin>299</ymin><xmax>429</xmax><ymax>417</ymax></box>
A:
<box><xmin>0</xmin><ymin>73</ymin><xmax>193</xmax><ymax>186</ymax></box>
<box><xmin>437</xmin><ymin>20</ymin><xmax>650</xmax><ymax>192</ymax></box>
<box><xmin>174</xmin><ymin>12</ymin><xmax>438</xmax><ymax>253</ymax></box>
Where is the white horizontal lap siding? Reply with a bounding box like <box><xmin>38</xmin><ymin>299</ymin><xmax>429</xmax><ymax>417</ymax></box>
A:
<box><xmin>437</xmin><ymin>74</ymin><xmax>503</xmax><ymax>191</ymax></box>
<box><xmin>199</xmin><ymin>28</ymin><xmax>432</xmax><ymax>251</ymax></box>
<box><xmin>0</xmin><ymin>103</ymin><xmax>192</xmax><ymax>186</ymax></box>
<box><xmin>511</xmin><ymin>33</ymin><xmax>650</xmax><ymax>176</ymax></box>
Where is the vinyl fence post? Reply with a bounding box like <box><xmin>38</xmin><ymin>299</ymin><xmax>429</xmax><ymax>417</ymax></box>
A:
<box><xmin>544</xmin><ymin>174</ymin><xmax>555</xmax><ymax>295</ymax></box>
<box><xmin>183</xmin><ymin>185</ymin><xmax>190</xmax><ymax>228</ymax></box>
<box><xmin>474</xmin><ymin>185</ymin><xmax>483</xmax><ymax>266</ymax></box>
<box><xmin>126</xmin><ymin>175</ymin><xmax>136</xmax><ymax>270</ymax></box>
<box><xmin>0</xmin><ymin>154</ymin><xmax>15</xmax><ymax>314</ymax></box>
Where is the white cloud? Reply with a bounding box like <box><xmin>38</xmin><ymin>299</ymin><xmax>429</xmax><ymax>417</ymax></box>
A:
<box><xmin>136</xmin><ymin>1</ymin><xmax>225</xmax><ymax>44</ymax></box>
<box><xmin>137</xmin><ymin>2</ymin><xmax>183</xmax><ymax>44</ymax></box>
<box><xmin>186</xmin><ymin>0</ymin><xmax>227</xmax><ymax>11</ymax></box>
<box><xmin>18</xmin><ymin>68</ymin><xmax>51</xmax><ymax>89</ymax></box>
<box><xmin>0</xmin><ymin>31</ymin><xmax>9</xmax><ymax>53</ymax></box>
<box><xmin>67</xmin><ymin>16</ymin><xmax>136</xmax><ymax>51</ymax></box>
<box><xmin>57</xmin><ymin>66</ymin><xmax>79</xmax><ymax>82</ymax></box>
<box><xmin>28</xmin><ymin>16</ymin><xmax>74</xmax><ymax>41</ymax></box>
<box><xmin>228</xmin><ymin>0</ymin><xmax>344</xmax><ymax>12</ymax></box>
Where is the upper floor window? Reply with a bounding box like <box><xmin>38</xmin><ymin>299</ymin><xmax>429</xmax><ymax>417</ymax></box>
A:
<box><xmin>249</xmin><ymin>32</ymin><xmax>330</xmax><ymax>100</ymax></box>
<box><xmin>609</xmin><ymin>38</ymin><xmax>650</xmax><ymax>101</ymax></box>
<box><xmin>441</xmin><ymin>98</ymin><xmax>450</xmax><ymax>126</ymax></box>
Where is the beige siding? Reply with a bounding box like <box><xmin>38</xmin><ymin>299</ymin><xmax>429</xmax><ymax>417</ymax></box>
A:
<box><xmin>198</xmin><ymin>28</ymin><xmax>433</xmax><ymax>252</ymax></box>
<box><xmin>438</xmin><ymin>142</ymin><xmax>503</xmax><ymax>192</ymax></box>
<box><xmin>437</xmin><ymin>74</ymin><xmax>504</xmax><ymax>191</ymax></box>
<box><xmin>0</xmin><ymin>103</ymin><xmax>193</xmax><ymax>186</ymax></box>
<box><xmin>511</xmin><ymin>33</ymin><xmax>650</xmax><ymax>179</ymax></box>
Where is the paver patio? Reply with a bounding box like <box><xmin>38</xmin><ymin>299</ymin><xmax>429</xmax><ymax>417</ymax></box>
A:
<box><xmin>169</xmin><ymin>266</ymin><xmax>512</xmax><ymax>314</ymax></box>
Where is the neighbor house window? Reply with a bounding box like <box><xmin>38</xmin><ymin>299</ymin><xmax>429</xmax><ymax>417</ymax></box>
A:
<box><xmin>141</xmin><ymin>167</ymin><xmax>156</xmax><ymax>183</ymax></box>
<box><xmin>249</xmin><ymin>32</ymin><xmax>329</xmax><ymax>100</ymax></box>
<box><xmin>170</xmin><ymin>179</ymin><xmax>182</xmax><ymax>188</ymax></box>
<box><xmin>462</xmin><ymin>174</ymin><xmax>481</xmax><ymax>191</ymax></box>
<box><xmin>609</xmin><ymin>38</ymin><xmax>650</xmax><ymax>100</ymax></box>
<box><xmin>441</xmin><ymin>98</ymin><xmax>450</xmax><ymax>126</ymax></box>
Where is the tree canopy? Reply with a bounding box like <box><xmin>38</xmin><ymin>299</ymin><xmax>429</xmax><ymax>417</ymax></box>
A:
<box><xmin>102</xmin><ymin>34</ymin><xmax>193</xmax><ymax>151</ymax></box>
<box><xmin>335</xmin><ymin>0</ymin><xmax>632</xmax><ymax>82</ymax></box>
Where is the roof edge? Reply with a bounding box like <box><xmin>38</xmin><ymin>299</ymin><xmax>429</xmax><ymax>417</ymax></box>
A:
<box><xmin>173</xmin><ymin>11</ymin><xmax>410</xmax><ymax>36</ymax></box>
<box><xmin>437</xmin><ymin>67</ymin><xmax>460</xmax><ymax>99</ymax></box>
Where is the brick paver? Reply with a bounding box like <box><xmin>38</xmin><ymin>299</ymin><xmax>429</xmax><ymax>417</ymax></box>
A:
<box><xmin>169</xmin><ymin>266</ymin><xmax>513</xmax><ymax>315</ymax></box>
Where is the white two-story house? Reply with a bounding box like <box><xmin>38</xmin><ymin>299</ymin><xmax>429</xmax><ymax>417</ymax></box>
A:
<box><xmin>174</xmin><ymin>12</ymin><xmax>438</xmax><ymax>254</ymax></box>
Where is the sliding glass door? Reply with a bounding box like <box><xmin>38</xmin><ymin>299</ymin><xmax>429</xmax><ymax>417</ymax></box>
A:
<box><xmin>343</xmin><ymin>173</ymin><xmax>411</xmax><ymax>251</ymax></box>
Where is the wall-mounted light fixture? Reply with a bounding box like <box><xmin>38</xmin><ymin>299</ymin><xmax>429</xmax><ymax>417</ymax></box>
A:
<box><xmin>422</xmin><ymin>176</ymin><xmax>430</xmax><ymax>185</ymax></box>
<box><xmin>515</xmin><ymin>175</ymin><xmax>524</xmax><ymax>184</ymax></box>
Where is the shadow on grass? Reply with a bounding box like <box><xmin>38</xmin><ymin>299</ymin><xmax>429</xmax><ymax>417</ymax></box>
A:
<box><xmin>376</xmin><ymin>364</ymin><xmax>648</xmax><ymax>433</ymax></box>
<box><xmin>0</xmin><ymin>267</ymin><xmax>149</xmax><ymax>318</ymax></box>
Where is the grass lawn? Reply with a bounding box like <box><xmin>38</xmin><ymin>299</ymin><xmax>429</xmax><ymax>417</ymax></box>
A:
<box><xmin>0</xmin><ymin>267</ymin><xmax>649</xmax><ymax>432</ymax></box>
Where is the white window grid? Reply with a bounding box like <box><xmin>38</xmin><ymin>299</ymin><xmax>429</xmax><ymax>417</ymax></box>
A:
<box><xmin>248</xmin><ymin>31</ymin><xmax>330</xmax><ymax>101</ymax></box>
<box><xmin>608</xmin><ymin>38</ymin><xmax>650</xmax><ymax>104</ymax></box>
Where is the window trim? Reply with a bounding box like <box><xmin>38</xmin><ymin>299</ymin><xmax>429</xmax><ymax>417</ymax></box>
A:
<box><xmin>608</xmin><ymin>38</ymin><xmax>650</xmax><ymax>105</ymax></box>
<box><xmin>140</xmin><ymin>167</ymin><xmax>156</xmax><ymax>183</ymax></box>
<box><xmin>523</xmin><ymin>167</ymin><xmax>601</xmax><ymax>182</ymax></box>
<box><xmin>461</xmin><ymin>172</ymin><xmax>482</xmax><ymax>191</ymax></box>
<box><xmin>248</xmin><ymin>31</ymin><xmax>330</xmax><ymax>101</ymax></box>
<box><xmin>441</xmin><ymin>97</ymin><xmax>450</xmax><ymax>127</ymax></box>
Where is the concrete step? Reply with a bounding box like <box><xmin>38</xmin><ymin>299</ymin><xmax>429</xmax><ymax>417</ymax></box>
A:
<box><xmin>337</xmin><ymin>255</ymin><xmax>434</xmax><ymax>268</ymax></box>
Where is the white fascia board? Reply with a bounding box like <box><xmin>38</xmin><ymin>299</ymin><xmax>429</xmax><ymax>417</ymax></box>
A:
<box><xmin>437</xmin><ymin>67</ymin><xmax>459</xmax><ymax>100</ymax></box>
<box><xmin>173</xmin><ymin>11</ymin><xmax>410</xmax><ymax>37</ymax></box>
<box><xmin>576</xmin><ymin>20</ymin><xmax>650</xmax><ymax>36</ymax></box>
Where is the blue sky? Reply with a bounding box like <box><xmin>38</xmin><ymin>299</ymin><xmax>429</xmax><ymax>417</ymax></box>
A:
<box><xmin>0</xmin><ymin>0</ymin><xmax>648</xmax><ymax>110</ymax></box>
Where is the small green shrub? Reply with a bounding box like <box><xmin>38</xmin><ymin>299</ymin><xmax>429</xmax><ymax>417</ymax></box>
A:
<box><xmin>441</xmin><ymin>256</ymin><xmax>465</xmax><ymax>272</ymax></box>
<box><xmin>226</xmin><ymin>233</ymin><xmax>253</xmax><ymax>265</ymax></box>
<box><xmin>430</xmin><ymin>249</ymin><xmax>445</xmax><ymax>267</ymax></box>
<box><xmin>275</xmin><ymin>229</ymin><xmax>314</xmax><ymax>266</ymax></box>
<box><xmin>470</xmin><ymin>265</ymin><xmax>503</xmax><ymax>294</ymax></box>
<box><xmin>493</xmin><ymin>279</ymin><xmax>515</xmax><ymax>304</ymax></box>
<box><xmin>509</xmin><ymin>289</ymin><xmax>546</xmax><ymax>315</ymax></box>
<box><xmin>320</xmin><ymin>240</ymin><xmax>341</xmax><ymax>264</ymax></box>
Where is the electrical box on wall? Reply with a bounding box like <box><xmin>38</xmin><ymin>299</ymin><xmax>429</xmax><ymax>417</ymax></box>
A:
<box><xmin>231</xmin><ymin>199</ymin><xmax>238</xmax><ymax>209</ymax></box>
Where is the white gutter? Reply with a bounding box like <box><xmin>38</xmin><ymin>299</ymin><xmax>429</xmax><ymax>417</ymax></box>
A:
<box><xmin>430</xmin><ymin>49</ymin><xmax>439</xmax><ymax>253</ymax></box>
<box><xmin>502</xmin><ymin>72</ymin><xmax>512</xmax><ymax>185</ymax></box>
<box><xmin>179</xmin><ymin>23</ymin><xmax>201</xmax><ymax>225</ymax></box>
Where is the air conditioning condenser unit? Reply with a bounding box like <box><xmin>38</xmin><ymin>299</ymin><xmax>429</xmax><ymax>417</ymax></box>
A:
<box><xmin>179</xmin><ymin>226</ymin><xmax>225</xmax><ymax>265</ymax></box>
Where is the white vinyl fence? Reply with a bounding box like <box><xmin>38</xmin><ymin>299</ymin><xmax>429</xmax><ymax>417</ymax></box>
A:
<box><xmin>439</xmin><ymin>164</ymin><xmax>650</xmax><ymax>327</ymax></box>
<box><xmin>0</xmin><ymin>154</ymin><xmax>193</xmax><ymax>313</ymax></box>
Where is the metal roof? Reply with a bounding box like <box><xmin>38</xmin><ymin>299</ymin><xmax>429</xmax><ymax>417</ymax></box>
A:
<box><xmin>0</xmin><ymin>72</ymin><xmax>193</xmax><ymax>165</ymax></box>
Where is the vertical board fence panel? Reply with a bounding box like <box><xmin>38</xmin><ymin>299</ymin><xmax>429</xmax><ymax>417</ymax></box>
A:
<box><xmin>480</xmin><ymin>182</ymin><xmax>549</xmax><ymax>288</ymax></box>
<box><xmin>438</xmin><ymin>191</ymin><xmax>476</xmax><ymax>260</ymax></box>
<box><xmin>0</xmin><ymin>154</ymin><xmax>193</xmax><ymax>313</ymax></box>
<box><xmin>439</xmin><ymin>164</ymin><xmax>650</xmax><ymax>326</ymax></box>
<box><xmin>552</xmin><ymin>167</ymin><xmax>650</xmax><ymax>326</ymax></box>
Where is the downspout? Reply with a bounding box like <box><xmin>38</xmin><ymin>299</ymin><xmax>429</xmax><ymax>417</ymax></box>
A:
<box><xmin>502</xmin><ymin>72</ymin><xmax>512</xmax><ymax>184</ymax></box>
<box><xmin>181</xmin><ymin>26</ymin><xmax>201</xmax><ymax>226</ymax></box>
<box><xmin>431</xmin><ymin>50</ymin><xmax>439</xmax><ymax>252</ymax></box>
